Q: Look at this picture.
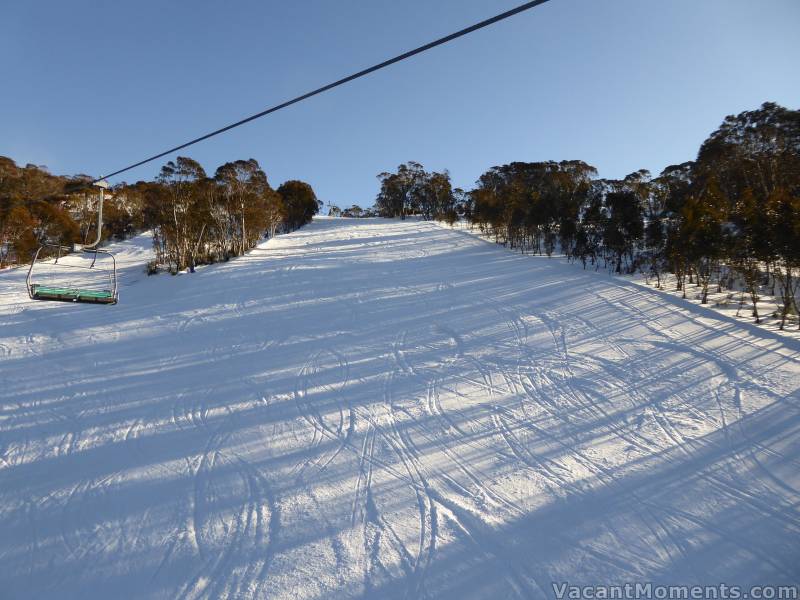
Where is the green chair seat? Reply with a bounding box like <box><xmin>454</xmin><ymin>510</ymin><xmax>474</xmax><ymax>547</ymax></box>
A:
<box><xmin>31</xmin><ymin>284</ymin><xmax>116</xmax><ymax>304</ymax></box>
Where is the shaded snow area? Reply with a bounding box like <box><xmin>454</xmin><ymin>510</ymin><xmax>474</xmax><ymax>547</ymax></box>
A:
<box><xmin>439</xmin><ymin>220</ymin><xmax>800</xmax><ymax>342</ymax></box>
<box><xmin>1</xmin><ymin>218</ymin><xmax>799</xmax><ymax>599</ymax></box>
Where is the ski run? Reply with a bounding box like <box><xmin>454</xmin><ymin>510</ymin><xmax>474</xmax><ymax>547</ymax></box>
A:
<box><xmin>1</xmin><ymin>217</ymin><xmax>798</xmax><ymax>599</ymax></box>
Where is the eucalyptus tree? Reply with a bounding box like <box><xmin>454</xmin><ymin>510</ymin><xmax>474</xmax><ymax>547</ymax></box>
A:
<box><xmin>765</xmin><ymin>187</ymin><xmax>800</xmax><ymax>328</ymax></box>
<box><xmin>729</xmin><ymin>188</ymin><xmax>769</xmax><ymax>321</ymax></box>
<box><xmin>277</xmin><ymin>180</ymin><xmax>320</xmax><ymax>231</ymax></box>
<box><xmin>681</xmin><ymin>176</ymin><xmax>728</xmax><ymax>304</ymax></box>
<box><xmin>658</xmin><ymin>162</ymin><xmax>694</xmax><ymax>294</ymax></box>
<box><xmin>417</xmin><ymin>170</ymin><xmax>456</xmax><ymax>221</ymax></box>
<box><xmin>376</xmin><ymin>162</ymin><xmax>425</xmax><ymax>219</ymax></box>
<box><xmin>602</xmin><ymin>181</ymin><xmax>644</xmax><ymax>274</ymax></box>
<box><xmin>156</xmin><ymin>156</ymin><xmax>207</xmax><ymax>270</ymax></box>
<box><xmin>0</xmin><ymin>205</ymin><xmax>36</xmax><ymax>267</ymax></box>
<box><xmin>469</xmin><ymin>160</ymin><xmax>598</xmax><ymax>255</ymax></box>
<box><xmin>215</xmin><ymin>159</ymin><xmax>270</xmax><ymax>256</ymax></box>
<box><xmin>694</xmin><ymin>102</ymin><xmax>800</xmax><ymax>326</ymax></box>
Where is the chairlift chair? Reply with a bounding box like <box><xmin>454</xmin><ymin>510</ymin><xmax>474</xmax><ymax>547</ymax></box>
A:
<box><xmin>26</xmin><ymin>181</ymin><xmax>119</xmax><ymax>305</ymax></box>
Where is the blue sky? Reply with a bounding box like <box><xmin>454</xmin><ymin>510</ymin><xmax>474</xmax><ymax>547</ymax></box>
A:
<box><xmin>2</xmin><ymin>0</ymin><xmax>798</xmax><ymax>207</ymax></box>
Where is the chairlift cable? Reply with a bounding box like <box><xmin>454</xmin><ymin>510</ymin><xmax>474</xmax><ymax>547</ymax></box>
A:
<box><xmin>93</xmin><ymin>0</ymin><xmax>553</xmax><ymax>183</ymax></box>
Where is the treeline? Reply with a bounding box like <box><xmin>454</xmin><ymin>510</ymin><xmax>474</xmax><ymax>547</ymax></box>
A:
<box><xmin>0</xmin><ymin>158</ymin><xmax>118</xmax><ymax>267</ymax></box>
<box><xmin>374</xmin><ymin>161</ymin><xmax>463</xmax><ymax>223</ymax></box>
<box><xmin>328</xmin><ymin>205</ymin><xmax>380</xmax><ymax>218</ymax></box>
<box><xmin>0</xmin><ymin>155</ymin><xmax>320</xmax><ymax>272</ymax></box>
<box><xmin>140</xmin><ymin>157</ymin><xmax>319</xmax><ymax>272</ymax></box>
<box><xmin>378</xmin><ymin>103</ymin><xmax>800</xmax><ymax>329</ymax></box>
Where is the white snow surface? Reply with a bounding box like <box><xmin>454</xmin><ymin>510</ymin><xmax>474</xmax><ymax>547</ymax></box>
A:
<box><xmin>1</xmin><ymin>217</ymin><xmax>799</xmax><ymax>599</ymax></box>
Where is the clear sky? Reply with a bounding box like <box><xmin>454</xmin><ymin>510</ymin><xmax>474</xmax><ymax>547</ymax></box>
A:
<box><xmin>2</xmin><ymin>0</ymin><xmax>798</xmax><ymax>208</ymax></box>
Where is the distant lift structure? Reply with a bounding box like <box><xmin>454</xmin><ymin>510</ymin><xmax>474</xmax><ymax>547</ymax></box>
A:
<box><xmin>27</xmin><ymin>181</ymin><xmax>118</xmax><ymax>305</ymax></box>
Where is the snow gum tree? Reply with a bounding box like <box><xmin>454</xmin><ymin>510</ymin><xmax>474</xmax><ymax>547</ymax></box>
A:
<box><xmin>277</xmin><ymin>180</ymin><xmax>320</xmax><ymax>231</ymax></box>
<box><xmin>156</xmin><ymin>157</ymin><xmax>207</xmax><ymax>271</ymax></box>
<box><xmin>681</xmin><ymin>177</ymin><xmax>727</xmax><ymax>304</ymax></box>
<box><xmin>464</xmin><ymin>103</ymin><xmax>798</xmax><ymax>327</ymax></box>
<box><xmin>375</xmin><ymin>162</ymin><xmax>456</xmax><ymax>221</ymax></box>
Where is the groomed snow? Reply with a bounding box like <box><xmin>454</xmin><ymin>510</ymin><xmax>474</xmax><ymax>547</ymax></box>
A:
<box><xmin>1</xmin><ymin>218</ymin><xmax>798</xmax><ymax>599</ymax></box>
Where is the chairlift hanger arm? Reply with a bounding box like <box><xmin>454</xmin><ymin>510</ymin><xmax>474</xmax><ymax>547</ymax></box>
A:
<box><xmin>75</xmin><ymin>180</ymin><xmax>109</xmax><ymax>251</ymax></box>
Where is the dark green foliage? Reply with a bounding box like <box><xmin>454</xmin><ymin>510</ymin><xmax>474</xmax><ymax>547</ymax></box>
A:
<box><xmin>466</xmin><ymin>102</ymin><xmax>800</xmax><ymax>328</ymax></box>
<box><xmin>375</xmin><ymin>162</ymin><xmax>456</xmax><ymax>220</ymax></box>
<box><xmin>469</xmin><ymin>160</ymin><xmax>597</xmax><ymax>255</ymax></box>
<box><xmin>0</xmin><ymin>158</ymin><xmax>94</xmax><ymax>266</ymax></box>
<box><xmin>1</xmin><ymin>154</ymin><xmax>315</xmax><ymax>275</ymax></box>
<box><xmin>277</xmin><ymin>180</ymin><xmax>320</xmax><ymax>231</ymax></box>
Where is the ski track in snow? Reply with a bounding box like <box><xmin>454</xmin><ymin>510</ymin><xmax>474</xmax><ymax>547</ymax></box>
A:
<box><xmin>1</xmin><ymin>219</ymin><xmax>799</xmax><ymax>599</ymax></box>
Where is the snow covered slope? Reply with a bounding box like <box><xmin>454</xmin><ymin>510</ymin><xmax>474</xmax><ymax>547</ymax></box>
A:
<box><xmin>1</xmin><ymin>218</ymin><xmax>798</xmax><ymax>599</ymax></box>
